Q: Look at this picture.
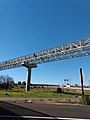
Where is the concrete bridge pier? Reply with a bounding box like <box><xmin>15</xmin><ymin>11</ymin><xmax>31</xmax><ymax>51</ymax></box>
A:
<box><xmin>22</xmin><ymin>62</ymin><xmax>37</xmax><ymax>91</ymax></box>
<box><xmin>26</xmin><ymin>68</ymin><xmax>31</xmax><ymax>91</ymax></box>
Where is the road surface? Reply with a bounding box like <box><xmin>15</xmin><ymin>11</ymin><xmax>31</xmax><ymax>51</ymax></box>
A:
<box><xmin>0</xmin><ymin>100</ymin><xmax>90</xmax><ymax>119</ymax></box>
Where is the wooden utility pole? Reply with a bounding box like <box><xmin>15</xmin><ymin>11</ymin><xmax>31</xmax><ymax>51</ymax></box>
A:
<box><xmin>80</xmin><ymin>68</ymin><xmax>84</xmax><ymax>100</ymax></box>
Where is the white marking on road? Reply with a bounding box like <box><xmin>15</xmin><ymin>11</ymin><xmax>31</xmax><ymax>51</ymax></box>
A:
<box><xmin>0</xmin><ymin>116</ymin><xmax>89</xmax><ymax>120</ymax></box>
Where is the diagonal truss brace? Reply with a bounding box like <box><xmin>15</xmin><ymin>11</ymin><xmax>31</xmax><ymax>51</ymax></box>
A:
<box><xmin>0</xmin><ymin>38</ymin><xmax>90</xmax><ymax>71</ymax></box>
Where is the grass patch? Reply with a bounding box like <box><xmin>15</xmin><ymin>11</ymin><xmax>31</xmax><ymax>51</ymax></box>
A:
<box><xmin>0</xmin><ymin>88</ymin><xmax>81</xmax><ymax>98</ymax></box>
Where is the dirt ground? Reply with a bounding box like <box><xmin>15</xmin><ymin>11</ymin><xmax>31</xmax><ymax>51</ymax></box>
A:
<box><xmin>10</xmin><ymin>97</ymin><xmax>80</xmax><ymax>105</ymax></box>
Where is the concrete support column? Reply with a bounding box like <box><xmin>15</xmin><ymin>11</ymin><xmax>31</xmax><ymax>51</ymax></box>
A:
<box><xmin>26</xmin><ymin>68</ymin><xmax>31</xmax><ymax>91</ymax></box>
<box><xmin>22</xmin><ymin>62</ymin><xmax>37</xmax><ymax>91</ymax></box>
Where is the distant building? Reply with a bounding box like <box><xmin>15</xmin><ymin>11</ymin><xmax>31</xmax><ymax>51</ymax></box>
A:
<box><xmin>30</xmin><ymin>83</ymin><xmax>58</xmax><ymax>89</ymax></box>
<box><xmin>66</xmin><ymin>84</ymin><xmax>70</xmax><ymax>88</ymax></box>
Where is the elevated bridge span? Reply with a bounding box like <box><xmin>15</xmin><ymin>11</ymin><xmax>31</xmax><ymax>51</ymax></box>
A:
<box><xmin>0</xmin><ymin>38</ymin><xmax>90</xmax><ymax>71</ymax></box>
<box><xmin>0</xmin><ymin>38</ymin><xmax>90</xmax><ymax>91</ymax></box>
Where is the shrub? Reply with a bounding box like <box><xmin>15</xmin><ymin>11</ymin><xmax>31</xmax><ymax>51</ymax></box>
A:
<box><xmin>57</xmin><ymin>88</ymin><xmax>63</xmax><ymax>93</ymax></box>
<box><xmin>83</xmin><ymin>95</ymin><xmax>90</xmax><ymax>105</ymax></box>
<box><xmin>79</xmin><ymin>95</ymin><xmax>90</xmax><ymax>105</ymax></box>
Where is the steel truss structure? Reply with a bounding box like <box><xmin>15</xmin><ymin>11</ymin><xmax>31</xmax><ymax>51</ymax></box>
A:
<box><xmin>0</xmin><ymin>38</ymin><xmax>90</xmax><ymax>71</ymax></box>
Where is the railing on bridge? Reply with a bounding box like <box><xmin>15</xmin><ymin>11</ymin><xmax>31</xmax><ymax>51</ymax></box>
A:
<box><xmin>0</xmin><ymin>38</ymin><xmax>90</xmax><ymax>71</ymax></box>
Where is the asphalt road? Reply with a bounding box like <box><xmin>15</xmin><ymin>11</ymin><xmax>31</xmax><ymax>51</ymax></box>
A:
<box><xmin>0</xmin><ymin>100</ymin><xmax>90</xmax><ymax>120</ymax></box>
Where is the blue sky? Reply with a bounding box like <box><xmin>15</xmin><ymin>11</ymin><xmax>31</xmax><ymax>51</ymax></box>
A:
<box><xmin>0</xmin><ymin>0</ymin><xmax>90</xmax><ymax>85</ymax></box>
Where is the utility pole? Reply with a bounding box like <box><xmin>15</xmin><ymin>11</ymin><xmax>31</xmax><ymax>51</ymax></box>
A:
<box><xmin>80</xmin><ymin>68</ymin><xmax>84</xmax><ymax>101</ymax></box>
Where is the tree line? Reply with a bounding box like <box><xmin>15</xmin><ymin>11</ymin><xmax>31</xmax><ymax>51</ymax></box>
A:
<box><xmin>0</xmin><ymin>75</ymin><xmax>14</xmax><ymax>90</ymax></box>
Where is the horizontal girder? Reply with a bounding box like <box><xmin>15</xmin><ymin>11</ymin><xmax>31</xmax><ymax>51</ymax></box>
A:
<box><xmin>0</xmin><ymin>38</ymin><xmax>90</xmax><ymax>71</ymax></box>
